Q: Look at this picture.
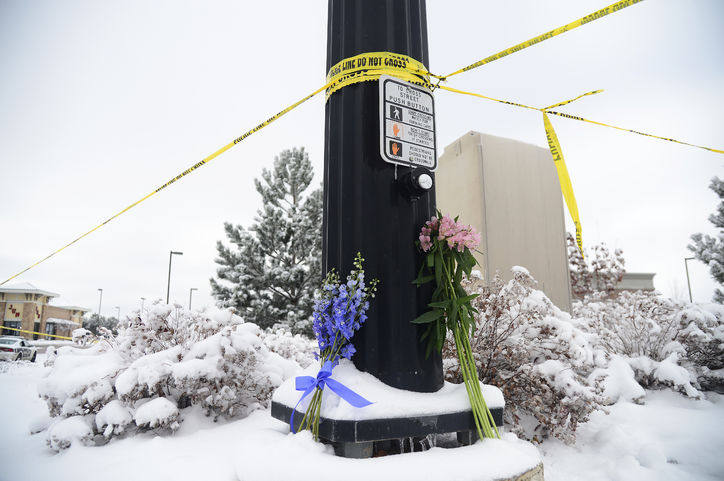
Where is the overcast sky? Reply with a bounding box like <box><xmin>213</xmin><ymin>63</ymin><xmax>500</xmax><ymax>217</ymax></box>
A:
<box><xmin>1</xmin><ymin>0</ymin><xmax>722</xmax><ymax>319</ymax></box>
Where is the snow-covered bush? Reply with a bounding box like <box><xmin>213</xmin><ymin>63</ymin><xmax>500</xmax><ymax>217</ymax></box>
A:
<box><xmin>47</xmin><ymin>415</ymin><xmax>94</xmax><ymax>452</ymax></box>
<box><xmin>72</xmin><ymin>328</ymin><xmax>93</xmax><ymax>346</ymax></box>
<box><xmin>260</xmin><ymin>327</ymin><xmax>316</xmax><ymax>369</ymax></box>
<box><xmin>38</xmin><ymin>302</ymin><xmax>305</xmax><ymax>448</ymax></box>
<box><xmin>133</xmin><ymin>397</ymin><xmax>179</xmax><ymax>431</ymax></box>
<box><xmin>567</xmin><ymin>233</ymin><xmax>625</xmax><ymax>299</ymax></box>
<box><xmin>449</xmin><ymin>266</ymin><xmax>724</xmax><ymax>443</ymax></box>
<box><xmin>576</xmin><ymin>291</ymin><xmax>681</xmax><ymax>361</ymax></box>
<box><xmin>95</xmin><ymin>400</ymin><xmax>133</xmax><ymax>439</ymax></box>
<box><xmin>573</xmin><ymin>291</ymin><xmax>712</xmax><ymax>397</ymax></box>
<box><xmin>446</xmin><ymin>267</ymin><xmax>604</xmax><ymax>443</ymax></box>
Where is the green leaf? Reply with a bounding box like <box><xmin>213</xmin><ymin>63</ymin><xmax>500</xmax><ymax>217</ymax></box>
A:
<box><xmin>411</xmin><ymin>309</ymin><xmax>443</xmax><ymax>324</ymax></box>
<box><xmin>428</xmin><ymin>299</ymin><xmax>451</xmax><ymax>310</ymax></box>
<box><xmin>454</xmin><ymin>264</ymin><xmax>463</xmax><ymax>285</ymax></box>
<box><xmin>462</xmin><ymin>249</ymin><xmax>477</xmax><ymax>277</ymax></box>
<box><xmin>420</xmin><ymin>324</ymin><xmax>432</xmax><ymax>341</ymax></box>
<box><xmin>412</xmin><ymin>274</ymin><xmax>435</xmax><ymax>286</ymax></box>
<box><xmin>427</xmin><ymin>252</ymin><xmax>435</xmax><ymax>268</ymax></box>
<box><xmin>449</xmin><ymin>299</ymin><xmax>459</xmax><ymax>325</ymax></box>
<box><xmin>456</xmin><ymin>293</ymin><xmax>479</xmax><ymax>305</ymax></box>
<box><xmin>436</xmin><ymin>321</ymin><xmax>445</xmax><ymax>353</ymax></box>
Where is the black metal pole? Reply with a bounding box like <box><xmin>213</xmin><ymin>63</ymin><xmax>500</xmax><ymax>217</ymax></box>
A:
<box><xmin>324</xmin><ymin>0</ymin><xmax>442</xmax><ymax>392</ymax></box>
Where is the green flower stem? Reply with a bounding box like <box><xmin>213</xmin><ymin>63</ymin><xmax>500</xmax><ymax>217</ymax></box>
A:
<box><xmin>299</xmin><ymin>388</ymin><xmax>322</xmax><ymax>434</ymax></box>
<box><xmin>453</xmin><ymin>326</ymin><xmax>485</xmax><ymax>440</ymax></box>
<box><xmin>458</xmin><ymin>329</ymin><xmax>500</xmax><ymax>439</ymax></box>
<box><xmin>460</xmin><ymin>332</ymin><xmax>501</xmax><ymax>439</ymax></box>
<box><xmin>456</xmin><ymin>327</ymin><xmax>494</xmax><ymax>439</ymax></box>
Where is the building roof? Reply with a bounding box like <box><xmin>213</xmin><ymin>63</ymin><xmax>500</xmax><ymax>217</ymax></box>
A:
<box><xmin>0</xmin><ymin>282</ymin><xmax>59</xmax><ymax>298</ymax></box>
<box><xmin>50</xmin><ymin>297</ymin><xmax>91</xmax><ymax>312</ymax></box>
<box><xmin>45</xmin><ymin>318</ymin><xmax>81</xmax><ymax>326</ymax></box>
<box><xmin>615</xmin><ymin>272</ymin><xmax>656</xmax><ymax>291</ymax></box>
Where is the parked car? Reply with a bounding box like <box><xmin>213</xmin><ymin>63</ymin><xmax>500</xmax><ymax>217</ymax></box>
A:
<box><xmin>0</xmin><ymin>336</ymin><xmax>37</xmax><ymax>362</ymax></box>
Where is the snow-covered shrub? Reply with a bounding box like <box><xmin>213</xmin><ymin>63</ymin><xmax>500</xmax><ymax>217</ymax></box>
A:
<box><xmin>567</xmin><ymin>233</ymin><xmax>625</xmax><ymax>299</ymax></box>
<box><xmin>260</xmin><ymin>327</ymin><xmax>317</xmax><ymax>368</ymax></box>
<box><xmin>37</xmin><ymin>303</ymin><xmax>305</xmax><ymax>448</ymax></box>
<box><xmin>170</xmin><ymin>324</ymin><xmax>280</xmax><ymax>419</ymax></box>
<box><xmin>95</xmin><ymin>400</ymin><xmax>133</xmax><ymax>439</ymax></box>
<box><xmin>38</xmin><ymin>343</ymin><xmax>122</xmax><ymax>417</ymax></box>
<box><xmin>574</xmin><ymin>291</ymin><xmax>706</xmax><ymax>397</ymax></box>
<box><xmin>72</xmin><ymin>328</ymin><xmax>93</xmax><ymax>346</ymax></box>
<box><xmin>676</xmin><ymin>303</ymin><xmax>724</xmax><ymax>388</ymax></box>
<box><xmin>576</xmin><ymin>291</ymin><xmax>682</xmax><ymax>361</ymax></box>
<box><xmin>446</xmin><ymin>267</ymin><xmax>604</xmax><ymax>443</ymax></box>
<box><xmin>133</xmin><ymin>397</ymin><xmax>179</xmax><ymax>431</ymax></box>
<box><xmin>47</xmin><ymin>416</ymin><xmax>94</xmax><ymax>452</ymax></box>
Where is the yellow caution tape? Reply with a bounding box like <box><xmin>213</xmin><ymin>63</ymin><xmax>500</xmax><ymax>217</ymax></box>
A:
<box><xmin>443</xmin><ymin>0</ymin><xmax>644</xmax><ymax>78</ymax></box>
<box><xmin>544</xmin><ymin>90</ymin><xmax>604</xmax><ymax>110</ymax></box>
<box><xmin>441</xmin><ymin>84</ymin><xmax>724</xmax><ymax>155</ymax></box>
<box><xmin>545</xmin><ymin>109</ymin><xmax>724</xmax><ymax>154</ymax></box>
<box><xmin>3</xmin><ymin>0</ymin><xmax>715</xmax><ymax>282</ymax></box>
<box><xmin>543</xmin><ymin>112</ymin><xmax>584</xmax><ymax>255</ymax></box>
<box><xmin>1</xmin><ymin>81</ymin><xmax>333</xmax><ymax>286</ymax></box>
<box><xmin>325</xmin><ymin>51</ymin><xmax>434</xmax><ymax>99</ymax></box>
<box><xmin>439</xmin><ymin>84</ymin><xmax>724</xmax><ymax>254</ymax></box>
<box><xmin>0</xmin><ymin>325</ymin><xmax>73</xmax><ymax>341</ymax></box>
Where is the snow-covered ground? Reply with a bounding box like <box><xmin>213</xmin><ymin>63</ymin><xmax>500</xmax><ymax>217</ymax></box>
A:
<box><xmin>1</xmin><ymin>357</ymin><xmax>723</xmax><ymax>481</ymax></box>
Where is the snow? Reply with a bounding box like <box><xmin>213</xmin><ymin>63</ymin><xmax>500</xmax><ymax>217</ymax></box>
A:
<box><xmin>46</xmin><ymin>415</ymin><xmax>94</xmax><ymax>451</ymax></box>
<box><xmin>95</xmin><ymin>400</ymin><xmax>133</xmax><ymax>433</ymax></box>
<box><xmin>46</xmin><ymin>318</ymin><xmax>80</xmax><ymax>326</ymax></box>
<box><xmin>273</xmin><ymin>359</ymin><xmax>504</xmax><ymax>421</ymax></box>
<box><xmin>1</xmin><ymin>359</ymin><xmax>724</xmax><ymax>480</ymax></box>
<box><xmin>37</xmin><ymin>348</ymin><xmax>123</xmax><ymax>416</ymax></box>
<box><xmin>133</xmin><ymin>397</ymin><xmax>179</xmax><ymax>429</ymax></box>
<box><xmin>589</xmin><ymin>355</ymin><xmax>646</xmax><ymax>403</ymax></box>
<box><xmin>541</xmin><ymin>390</ymin><xmax>724</xmax><ymax>481</ymax></box>
<box><xmin>234</xmin><ymin>430</ymin><xmax>541</xmax><ymax>481</ymax></box>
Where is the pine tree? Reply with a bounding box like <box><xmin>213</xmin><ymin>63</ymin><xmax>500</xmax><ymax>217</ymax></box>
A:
<box><xmin>210</xmin><ymin>147</ymin><xmax>322</xmax><ymax>335</ymax></box>
<box><xmin>688</xmin><ymin>177</ymin><xmax>724</xmax><ymax>303</ymax></box>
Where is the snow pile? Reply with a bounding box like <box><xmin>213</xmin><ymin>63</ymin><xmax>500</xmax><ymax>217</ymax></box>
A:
<box><xmin>36</xmin><ymin>302</ymin><xmax>306</xmax><ymax>449</ymax></box>
<box><xmin>274</xmin><ymin>359</ymin><xmax>503</xmax><ymax>421</ymax></box>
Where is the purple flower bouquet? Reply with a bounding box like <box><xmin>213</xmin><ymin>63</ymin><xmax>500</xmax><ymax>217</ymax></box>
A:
<box><xmin>294</xmin><ymin>252</ymin><xmax>378</xmax><ymax>440</ymax></box>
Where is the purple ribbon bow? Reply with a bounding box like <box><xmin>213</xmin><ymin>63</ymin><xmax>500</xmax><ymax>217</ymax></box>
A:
<box><xmin>290</xmin><ymin>360</ymin><xmax>373</xmax><ymax>433</ymax></box>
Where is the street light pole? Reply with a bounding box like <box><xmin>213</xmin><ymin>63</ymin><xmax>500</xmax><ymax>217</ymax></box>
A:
<box><xmin>189</xmin><ymin>287</ymin><xmax>198</xmax><ymax>310</ymax></box>
<box><xmin>97</xmin><ymin>288</ymin><xmax>103</xmax><ymax>318</ymax></box>
<box><xmin>166</xmin><ymin>250</ymin><xmax>183</xmax><ymax>304</ymax></box>
<box><xmin>685</xmin><ymin>256</ymin><xmax>695</xmax><ymax>303</ymax></box>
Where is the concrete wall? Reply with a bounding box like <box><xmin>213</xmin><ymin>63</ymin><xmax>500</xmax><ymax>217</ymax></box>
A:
<box><xmin>436</xmin><ymin>131</ymin><xmax>573</xmax><ymax>313</ymax></box>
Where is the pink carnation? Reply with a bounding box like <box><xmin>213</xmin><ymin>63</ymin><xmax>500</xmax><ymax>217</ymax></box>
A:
<box><xmin>418</xmin><ymin>214</ymin><xmax>480</xmax><ymax>252</ymax></box>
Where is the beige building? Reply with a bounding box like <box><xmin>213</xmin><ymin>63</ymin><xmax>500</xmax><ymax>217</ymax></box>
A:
<box><xmin>615</xmin><ymin>272</ymin><xmax>656</xmax><ymax>293</ymax></box>
<box><xmin>436</xmin><ymin>131</ymin><xmax>573</xmax><ymax>313</ymax></box>
<box><xmin>0</xmin><ymin>282</ymin><xmax>89</xmax><ymax>340</ymax></box>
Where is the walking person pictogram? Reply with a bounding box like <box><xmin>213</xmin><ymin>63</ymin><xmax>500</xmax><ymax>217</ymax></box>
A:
<box><xmin>390</xmin><ymin>105</ymin><xmax>402</xmax><ymax>121</ymax></box>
